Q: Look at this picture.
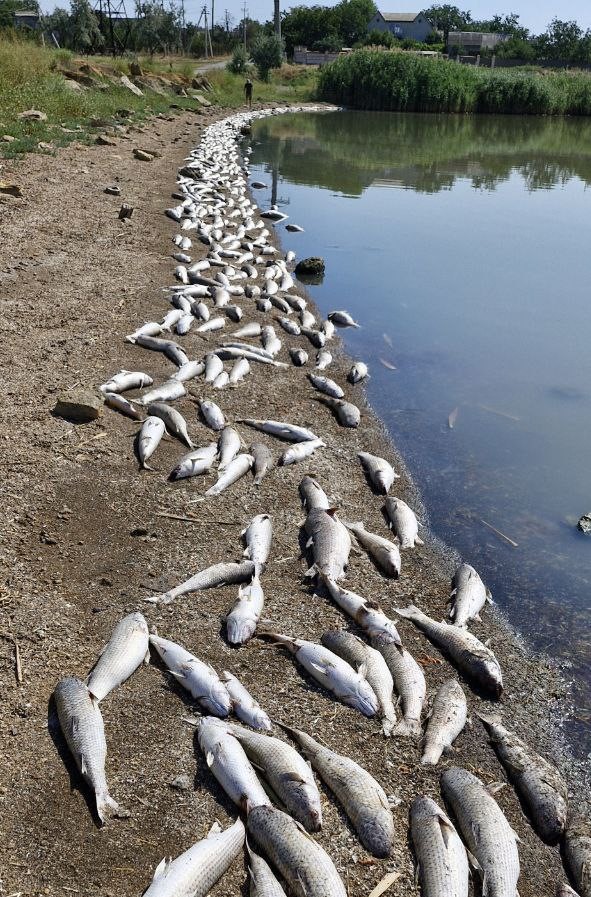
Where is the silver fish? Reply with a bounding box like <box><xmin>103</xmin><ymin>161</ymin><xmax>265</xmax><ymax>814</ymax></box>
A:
<box><xmin>557</xmin><ymin>885</ymin><xmax>581</xmax><ymax>897</ymax></box>
<box><xmin>213</xmin><ymin>370</ymin><xmax>229</xmax><ymax>389</ymax></box>
<box><xmin>410</xmin><ymin>795</ymin><xmax>469</xmax><ymax>897</ymax></box>
<box><xmin>315</xmin><ymin>349</ymin><xmax>332</xmax><ymax>369</ymax></box>
<box><xmin>328</xmin><ymin>310</ymin><xmax>359</xmax><ymax>328</ymax></box>
<box><xmin>205</xmin><ymin>352</ymin><xmax>225</xmax><ymax>383</ymax></box>
<box><xmin>229</xmin><ymin>723</ymin><xmax>322</xmax><ymax>832</ymax></box>
<box><xmin>229</xmin><ymin>357</ymin><xmax>250</xmax><ymax>383</ymax></box>
<box><xmin>357</xmin><ymin>451</ymin><xmax>399</xmax><ymax>494</ymax></box>
<box><xmin>395</xmin><ymin>605</ymin><xmax>503</xmax><ymax>698</ymax></box>
<box><xmin>103</xmin><ymin>392</ymin><xmax>144</xmax><ymax>421</ymax></box>
<box><xmin>238</xmin><ymin>419</ymin><xmax>318</xmax><ymax>442</ymax></box>
<box><xmin>149</xmin><ymin>635</ymin><xmax>231</xmax><ymax>716</ymax></box>
<box><xmin>441</xmin><ymin>767</ymin><xmax>520</xmax><ymax>897</ymax></box>
<box><xmin>344</xmin><ymin>521</ymin><xmax>401</xmax><ymax>578</ymax></box>
<box><xmin>371</xmin><ymin>636</ymin><xmax>426</xmax><ymax>736</ymax></box>
<box><xmin>478</xmin><ymin>714</ymin><xmax>568</xmax><ymax>844</ymax></box>
<box><xmin>348</xmin><ymin>362</ymin><xmax>369</xmax><ymax>383</ymax></box>
<box><xmin>251</xmin><ymin>442</ymin><xmax>274</xmax><ymax>485</ymax></box>
<box><xmin>218</xmin><ymin>426</ymin><xmax>242</xmax><ymax>469</ymax></box>
<box><xmin>280</xmin><ymin>723</ymin><xmax>395</xmax><ymax>857</ymax></box>
<box><xmin>264</xmin><ymin>631</ymin><xmax>378</xmax><ymax>717</ymax></box>
<box><xmin>137</xmin><ymin>416</ymin><xmax>165</xmax><ymax>469</ymax></box>
<box><xmin>321</xmin><ymin>319</ymin><xmax>335</xmax><ymax>340</ymax></box>
<box><xmin>233</xmin><ymin>322</ymin><xmax>262</xmax><ymax>338</ymax></box>
<box><xmin>289</xmin><ymin>347</ymin><xmax>308</xmax><ymax>367</ymax></box>
<box><xmin>226</xmin><ymin>575</ymin><xmax>264</xmax><ymax>645</ymax></box>
<box><xmin>318</xmin><ymin>573</ymin><xmax>401</xmax><ymax>645</ymax></box>
<box><xmin>321</xmin><ymin>631</ymin><xmax>397</xmax><ymax>737</ymax></box>
<box><xmin>304</xmin><ymin>508</ymin><xmax>351</xmax><ymax>581</ymax></box>
<box><xmin>384</xmin><ymin>497</ymin><xmax>424</xmax><ymax>548</ymax></box>
<box><xmin>564</xmin><ymin>817</ymin><xmax>591</xmax><ymax>897</ymax></box>
<box><xmin>279</xmin><ymin>438</ymin><xmax>326</xmax><ymax>466</ymax></box>
<box><xmin>315</xmin><ymin>395</ymin><xmax>360</xmax><ymax>428</ymax></box>
<box><xmin>308</xmin><ymin>373</ymin><xmax>344</xmax><ymax>399</ymax></box>
<box><xmin>205</xmin><ymin>453</ymin><xmax>253</xmax><ymax>496</ymax></box>
<box><xmin>169</xmin><ymin>443</ymin><xmax>218</xmax><ymax>481</ymax></box>
<box><xmin>100</xmin><ymin>370</ymin><xmax>153</xmax><ymax>394</ymax></box>
<box><xmin>135</xmin><ymin>334</ymin><xmax>189</xmax><ymax>367</ymax></box>
<box><xmin>247</xmin><ymin>842</ymin><xmax>287</xmax><ymax>897</ymax></box>
<box><xmin>449</xmin><ymin>563</ymin><xmax>492</xmax><ymax>627</ymax></box>
<box><xmin>247</xmin><ymin>805</ymin><xmax>347</xmax><ymax>897</ymax></box>
<box><xmin>87</xmin><ymin>612</ymin><xmax>149</xmax><ymax>702</ymax></box>
<box><xmin>197</xmin><ymin>316</ymin><xmax>225</xmax><ymax>333</ymax></box>
<box><xmin>199</xmin><ymin>399</ymin><xmax>225</xmax><ymax>430</ymax></box>
<box><xmin>171</xmin><ymin>359</ymin><xmax>205</xmax><ymax>382</ymax></box>
<box><xmin>147</xmin><ymin>402</ymin><xmax>193</xmax><ymax>448</ymax></box>
<box><xmin>197</xmin><ymin>717</ymin><xmax>271</xmax><ymax>811</ymax></box>
<box><xmin>139</xmin><ymin>380</ymin><xmax>187</xmax><ymax>406</ymax></box>
<box><xmin>125</xmin><ymin>322</ymin><xmax>161</xmax><ymax>343</ymax></box>
<box><xmin>226</xmin><ymin>304</ymin><xmax>243</xmax><ymax>322</ymax></box>
<box><xmin>162</xmin><ymin>308</ymin><xmax>187</xmax><ymax>331</ymax></box>
<box><xmin>176</xmin><ymin>313</ymin><xmax>195</xmax><ymax>336</ymax></box>
<box><xmin>222</xmin><ymin>671</ymin><xmax>272</xmax><ymax>731</ymax></box>
<box><xmin>142</xmin><ymin>818</ymin><xmax>245</xmax><ymax>897</ymax></box>
<box><xmin>145</xmin><ymin>560</ymin><xmax>255</xmax><ymax>605</ymax></box>
<box><xmin>261</xmin><ymin>325</ymin><xmax>281</xmax><ymax>357</ymax></box>
<box><xmin>54</xmin><ymin>677</ymin><xmax>119</xmax><ymax>823</ymax></box>
<box><xmin>299</xmin><ymin>476</ymin><xmax>330</xmax><ymax>511</ymax></box>
<box><xmin>422</xmin><ymin>679</ymin><xmax>467</xmax><ymax>765</ymax></box>
<box><xmin>242</xmin><ymin>514</ymin><xmax>273</xmax><ymax>574</ymax></box>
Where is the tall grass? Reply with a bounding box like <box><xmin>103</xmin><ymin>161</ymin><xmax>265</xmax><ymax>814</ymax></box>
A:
<box><xmin>318</xmin><ymin>49</ymin><xmax>591</xmax><ymax>115</ymax></box>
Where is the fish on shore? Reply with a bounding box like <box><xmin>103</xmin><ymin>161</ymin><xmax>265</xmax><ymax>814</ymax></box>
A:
<box><xmin>421</xmin><ymin>679</ymin><xmax>467</xmax><ymax>765</ymax></box>
<box><xmin>197</xmin><ymin>717</ymin><xmax>270</xmax><ymax>811</ymax></box>
<box><xmin>138</xmin><ymin>379</ymin><xmax>187</xmax><ymax>406</ymax></box>
<box><xmin>100</xmin><ymin>370</ymin><xmax>153</xmax><ymax>394</ymax></box>
<box><xmin>371</xmin><ymin>635</ymin><xmax>426</xmax><ymax>736</ymax></box>
<box><xmin>344</xmin><ymin>521</ymin><xmax>401</xmax><ymax>578</ymax></box>
<box><xmin>136</xmin><ymin>416</ymin><xmax>165</xmax><ymax>470</ymax></box>
<box><xmin>242</xmin><ymin>514</ymin><xmax>273</xmax><ymax>574</ymax></box>
<box><xmin>299</xmin><ymin>476</ymin><xmax>330</xmax><ymax>511</ymax></box>
<box><xmin>199</xmin><ymin>399</ymin><xmax>226</xmax><ymax>431</ymax></box>
<box><xmin>279</xmin><ymin>723</ymin><xmax>395</xmax><ymax>857</ymax></box>
<box><xmin>315</xmin><ymin>395</ymin><xmax>360</xmax><ymax>428</ymax></box>
<box><xmin>142</xmin><ymin>818</ymin><xmax>245</xmax><ymax>897</ymax></box>
<box><xmin>87</xmin><ymin>612</ymin><xmax>149</xmax><ymax>703</ymax></box>
<box><xmin>147</xmin><ymin>402</ymin><xmax>194</xmax><ymax>448</ymax></box>
<box><xmin>221</xmin><ymin>671</ymin><xmax>272</xmax><ymax>731</ymax></box>
<box><xmin>218</xmin><ymin>426</ymin><xmax>242</xmax><ymax>470</ymax></box>
<box><xmin>251</xmin><ymin>442</ymin><xmax>274</xmax><ymax>485</ymax></box>
<box><xmin>226</xmin><ymin>575</ymin><xmax>264</xmax><ymax>645</ymax></box>
<box><xmin>205</xmin><ymin>453</ymin><xmax>253</xmax><ymax>496</ymax></box>
<box><xmin>247</xmin><ymin>842</ymin><xmax>287</xmax><ymax>896</ymax></box>
<box><xmin>279</xmin><ymin>438</ymin><xmax>326</xmax><ymax>466</ymax></box>
<box><xmin>150</xmin><ymin>634</ymin><xmax>231</xmax><ymax>716</ymax></box>
<box><xmin>384</xmin><ymin>497</ymin><xmax>424</xmax><ymax>547</ymax></box>
<box><xmin>145</xmin><ymin>560</ymin><xmax>255</xmax><ymax>605</ymax></box>
<box><xmin>307</xmin><ymin>373</ymin><xmax>344</xmax><ymax>399</ymax></box>
<box><xmin>410</xmin><ymin>795</ymin><xmax>469</xmax><ymax>897</ymax></box>
<box><xmin>304</xmin><ymin>507</ymin><xmax>351</xmax><ymax>580</ymax></box>
<box><xmin>237</xmin><ymin>418</ymin><xmax>318</xmax><ymax>442</ymax></box>
<box><xmin>449</xmin><ymin>563</ymin><xmax>492</xmax><ymax>627</ymax></box>
<box><xmin>317</xmin><ymin>573</ymin><xmax>401</xmax><ymax>645</ymax></box>
<box><xmin>563</xmin><ymin>817</ymin><xmax>591</xmax><ymax>897</ymax></box>
<box><xmin>103</xmin><ymin>391</ymin><xmax>144</xmax><ymax>421</ymax></box>
<box><xmin>357</xmin><ymin>451</ymin><xmax>399</xmax><ymax>494</ymax></box>
<box><xmin>169</xmin><ymin>443</ymin><xmax>217</xmax><ymax>481</ymax></box>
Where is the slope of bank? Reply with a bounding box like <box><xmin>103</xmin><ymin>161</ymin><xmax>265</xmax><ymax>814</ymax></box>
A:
<box><xmin>0</xmin><ymin>104</ymin><xmax>585</xmax><ymax>897</ymax></box>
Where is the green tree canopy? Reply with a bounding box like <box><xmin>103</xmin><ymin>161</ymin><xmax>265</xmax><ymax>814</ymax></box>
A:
<box><xmin>281</xmin><ymin>0</ymin><xmax>376</xmax><ymax>55</ymax></box>
<box><xmin>421</xmin><ymin>4</ymin><xmax>471</xmax><ymax>44</ymax></box>
<box><xmin>69</xmin><ymin>0</ymin><xmax>103</xmax><ymax>52</ymax></box>
<box><xmin>250</xmin><ymin>33</ymin><xmax>283</xmax><ymax>80</ymax></box>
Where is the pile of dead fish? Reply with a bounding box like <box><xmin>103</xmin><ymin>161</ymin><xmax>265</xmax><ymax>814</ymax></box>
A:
<box><xmin>51</xmin><ymin>106</ymin><xmax>590</xmax><ymax>897</ymax></box>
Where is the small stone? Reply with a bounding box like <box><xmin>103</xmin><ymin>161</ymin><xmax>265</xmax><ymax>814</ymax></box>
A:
<box><xmin>38</xmin><ymin>141</ymin><xmax>53</xmax><ymax>151</ymax></box>
<box><xmin>99</xmin><ymin>576</ymin><xmax>112</xmax><ymax>586</ymax></box>
<box><xmin>104</xmin><ymin>185</ymin><xmax>121</xmax><ymax>195</ymax></box>
<box><xmin>129</xmin><ymin>60</ymin><xmax>143</xmax><ymax>77</ymax></box>
<box><xmin>40</xmin><ymin>531</ymin><xmax>57</xmax><ymax>545</ymax></box>
<box><xmin>18</xmin><ymin>109</ymin><xmax>47</xmax><ymax>121</ymax></box>
<box><xmin>118</xmin><ymin>203</ymin><xmax>133</xmax><ymax>220</ymax></box>
<box><xmin>192</xmin><ymin>92</ymin><xmax>211</xmax><ymax>107</ymax></box>
<box><xmin>2</xmin><ymin>134</ymin><xmax>15</xmax><ymax>143</ymax></box>
<box><xmin>169</xmin><ymin>774</ymin><xmax>191</xmax><ymax>791</ymax></box>
<box><xmin>130</xmin><ymin>527</ymin><xmax>149</xmax><ymax>537</ymax></box>
<box><xmin>295</xmin><ymin>256</ymin><xmax>325</xmax><ymax>276</ymax></box>
<box><xmin>133</xmin><ymin>148</ymin><xmax>154</xmax><ymax>162</ymax></box>
<box><xmin>0</xmin><ymin>182</ymin><xmax>22</xmax><ymax>197</ymax></box>
<box><xmin>63</xmin><ymin>78</ymin><xmax>83</xmax><ymax>92</ymax></box>
<box><xmin>54</xmin><ymin>389</ymin><xmax>103</xmax><ymax>423</ymax></box>
<box><xmin>577</xmin><ymin>513</ymin><xmax>591</xmax><ymax>534</ymax></box>
<box><xmin>96</xmin><ymin>134</ymin><xmax>116</xmax><ymax>146</ymax></box>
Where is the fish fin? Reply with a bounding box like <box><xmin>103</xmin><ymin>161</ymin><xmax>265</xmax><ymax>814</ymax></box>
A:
<box><xmin>474</xmin><ymin>613</ymin><xmax>482</xmax><ymax>622</ymax></box>
<box><xmin>79</xmin><ymin>751</ymin><xmax>87</xmax><ymax>775</ymax></box>
<box><xmin>95</xmin><ymin>790</ymin><xmax>120</xmax><ymax>824</ymax></box>
<box><xmin>143</xmin><ymin>649</ymin><xmax>150</xmax><ymax>665</ymax></box>
<box><xmin>169</xmin><ymin>670</ymin><xmax>187</xmax><ymax>682</ymax></box>
<box><xmin>414</xmin><ymin>862</ymin><xmax>420</xmax><ymax>887</ymax></box>
<box><xmin>466</xmin><ymin>849</ymin><xmax>482</xmax><ymax>874</ymax></box>
<box><xmin>308</xmin><ymin>659</ymin><xmax>329</xmax><ymax>675</ymax></box>
<box><xmin>435</xmin><ymin>809</ymin><xmax>456</xmax><ymax>848</ymax></box>
<box><xmin>357</xmin><ymin>662</ymin><xmax>368</xmax><ymax>680</ymax></box>
<box><xmin>281</xmin><ymin>771</ymin><xmax>306</xmax><ymax>784</ymax></box>
<box><xmin>153</xmin><ymin>857</ymin><xmax>169</xmax><ymax>880</ymax></box>
<box><xmin>512</xmin><ymin>827</ymin><xmax>523</xmax><ymax>844</ymax></box>
<box><xmin>482</xmin><ymin>873</ymin><xmax>490</xmax><ymax>896</ymax></box>
<box><xmin>486</xmin><ymin>781</ymin><xmax>506</xmax><ymax>795</ymax></box>
<box><xmin>305</xmin><ymin>536</ymin><xmax>314</xmax><ymax>549</ymax></box>
<box><xmin>206</xmin><ymin>751</ymin><xmax>215</xmax><ymax>767</ymax></box>
<box><xmin>393</xmin><ymin>604</ymin><xmax>420</xmax><ymax>619</ymax></box>
<box><xmin>415</xmin><ymin>536</ymin><xmax>425</xmax><ymax>545</ymax></box>
<box><xmin>486</xmin><ymin>589</ymin><xmax>493</xmax><ymax>603</ymax></box>
<box><xmin>304</xmin><ymin>564</ymin><xmax>318</xmax><ymax>579</ymax></box>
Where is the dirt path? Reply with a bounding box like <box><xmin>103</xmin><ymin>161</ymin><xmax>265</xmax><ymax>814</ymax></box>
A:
<box><xmin>0</xmin><ymin>105</ymin><xmax>580</xmax><ymax>897</ymax></box>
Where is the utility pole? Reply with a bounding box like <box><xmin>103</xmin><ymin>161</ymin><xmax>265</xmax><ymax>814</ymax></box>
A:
<box><xmin>211</xmin><ymin>0</ymin><xmax>214</xmax><ymax>50</ymax></box>
<box><xmin>273</xmin><ymin>0</ymin><xmax>280</xmax><ymax>40</ymax></box>
<box><xmin>243</xmin><ymin>0</ymin><xmax>247</xmax><ymax>51</ymax></box>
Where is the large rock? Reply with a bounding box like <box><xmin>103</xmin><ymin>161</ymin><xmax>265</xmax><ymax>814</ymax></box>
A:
<box><xmin>129</xmin><ymin>60</ymin><xmax>143</xmax><ymax>77</ymax></box>
<box><xmin>120</xmin><ymin>74</ymin><xmax>143</xmax><ymax>97</ymax></box>
<box><xmin>191</xmin><ymin>92</ymin><xmax>211</xmax><ymax>107</ymax></box>
<box><xmin>18</xmin><ymin>109</ymin><xmax>47</xmax><ymax>121</ymax></box>
<box><xmin>577</xmin><ymin>513</ymin><xmax>591</xmax><ymax>534</ymax></box>
<box><xmin>54</xmin><ymin>389</ymin><xmax>103</xmax><ymax>423</ymax></box>
<box><xmin>295</xmin><ymin>256</ymin><xmax>325</xmax><ymax>277</ymax></box>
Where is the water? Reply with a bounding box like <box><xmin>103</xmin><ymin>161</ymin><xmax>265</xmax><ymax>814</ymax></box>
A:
<box><xmin>249</xmin><ymin>110</ymin><xmax>591</xmax><ymax>757</ymax></box>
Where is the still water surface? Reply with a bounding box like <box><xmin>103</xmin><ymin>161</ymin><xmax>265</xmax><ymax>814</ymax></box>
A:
<box><xmin>249</xmin><ymin>111</ymin><xmax>591</xmax><ymax>757</ymax></box>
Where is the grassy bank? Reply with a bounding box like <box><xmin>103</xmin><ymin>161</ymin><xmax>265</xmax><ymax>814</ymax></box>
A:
<box><xmin>0</xmin><ymin>39</ymin><xmax>317</xmax><ymax>157</ymax></box>
<box><xmin>317</xmin><ymin>49</ymin><xmax>591</xmax><ymax>115</ymax></box>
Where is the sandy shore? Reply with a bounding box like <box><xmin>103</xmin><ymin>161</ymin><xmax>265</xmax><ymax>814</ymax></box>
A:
<box><xmin>0</xmin><ymin>103</ymin><xmax>584</xmax><ymax>896</ymax></box>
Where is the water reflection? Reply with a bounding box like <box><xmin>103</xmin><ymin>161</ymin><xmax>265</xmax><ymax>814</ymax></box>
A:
<box><xmin>250</xmin><ymin>111</ymin><xmax>591</xmax><ymax>758</ymax></box>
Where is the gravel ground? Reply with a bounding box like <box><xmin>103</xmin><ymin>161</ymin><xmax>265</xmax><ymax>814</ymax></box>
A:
<box><xmin>0</xmin><ymin>104</ymin><xmax>584</xmax><ymax>897</ymax></box>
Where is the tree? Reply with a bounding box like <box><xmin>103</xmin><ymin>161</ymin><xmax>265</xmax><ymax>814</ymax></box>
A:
<box><xmin>421</xmin><ymin>4</ymin><xmax>471</xmax><ymax>45</ymax></box>
<box><xmin>539</xmin><ymin>18</ymin><xmax>584</xmax><ymax>62</ymax></box>
<box><xmin>43</xmin><ymin>6</ymin><xmax>71</xmax><ymax>45</ymax></box>
<box><xmin>250</xmin><ymin>33</ymin><xmax>283</xmax><ymax>80</ymax></box>
<box><xmin>333</xmin><ymin>0</ymin><xmax>376</xmax><ymax>46</ymax></box>
<box><xmin>69</xmin><ymin>0</ymin><xmax>103</xmax><ymax>52</ymax></box>
<box><xmin>281</xmin><ymin>5</ymin><xmax>335</xmax><ymax>56</ymax></box>
<box><xmin>134</xmin><ymin>0</ymin><xmax>180</xmax><ymax>54</ymax></box>
<box><xmin>0</xmin><ymin>0</ymin><xmax>40</xmax><ymax>30</ymax></box>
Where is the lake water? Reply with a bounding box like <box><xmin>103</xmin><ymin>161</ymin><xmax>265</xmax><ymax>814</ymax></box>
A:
<box><xmin>249</xmin><ymin>110</ymin><xmax>591</xmax><ymax>758</ymax></box>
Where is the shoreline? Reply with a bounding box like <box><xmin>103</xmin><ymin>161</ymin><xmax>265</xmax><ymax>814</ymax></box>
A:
<box><xmin>0</xmin><ymin>102</ymin><xmax>586</xmax><ymax>895</ymax></box>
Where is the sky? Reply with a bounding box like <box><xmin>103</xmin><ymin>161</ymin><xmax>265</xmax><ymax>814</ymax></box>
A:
<box><xmin>39</xmin><ymin>0</ymin><xmax>591</xmax><ymax>36</ymax></box>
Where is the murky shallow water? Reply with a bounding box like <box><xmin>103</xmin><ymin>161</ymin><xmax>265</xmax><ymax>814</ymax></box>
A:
<box><xmin>249</xmin><ymin>110</ymin><xmax>591</xmax><ymax>758</ymax></box>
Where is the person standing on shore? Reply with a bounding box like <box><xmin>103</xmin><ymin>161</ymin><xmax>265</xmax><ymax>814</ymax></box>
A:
<box><xmin>244</xmin><ymin>78</ymin><xmax>253</xmax><ymax>108</ymax></box>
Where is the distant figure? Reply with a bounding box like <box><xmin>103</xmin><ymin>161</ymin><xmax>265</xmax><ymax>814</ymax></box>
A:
<box><xmin>244</xmin><ymin>78</ymin><xmax>253</xmax><ymax>108</ymax></box>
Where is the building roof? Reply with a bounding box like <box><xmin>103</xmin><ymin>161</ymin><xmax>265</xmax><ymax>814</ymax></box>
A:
<box><xmin>14</xmin><ymin>10</ymin><xmax>40</xmax><ymax>16</ymax></box>
<box><xmin>378</xmin><ymin>12</ymin><xmax>422</xmax><ymax>22</ymax></box>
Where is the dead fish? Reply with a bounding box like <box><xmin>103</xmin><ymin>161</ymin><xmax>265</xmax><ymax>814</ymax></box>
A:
<box><xmin>100</xmin><ymin>370</ymin><xmax>153</xmax><ymax>394</ymax></box>
<box><xmin>145</xmin><ymin>560</ymin><xmax>255</xmax><ymax>605</ymax></box>
<box><xmin>251</xmin><ymin>442</ymin><xmax>274</xmax><ymax>485</ymax></box>
<box><xmin>290</xmin><ymin>347</ymin><xmax>308</xmax><ymax>367</ymax></box>
<box><xmin>149</xmin><ymin>634</ymin><xmax>232</xmax><ymax>715</ymax></box>
<box><xmin>321</xmin><ymin>631</ymin><xmax>397</xmax><ymax>737</ymax></box>
<box><xmin>205</xmin><ymin>353</ymin><xmax>225</xmax><ymax>383</ymax></box>
<box><xmin>449</xmin><ymin>563</ymin><xmax>492</xmax><ymax>628</ymax></box>
<box><xmin>277</xmin><ymin>317</ymin><xmax>300</xmax><ymax>336</ymax></box>
<box><xmin>285</xmin><ymin>223</ymin><xmax>304</xmax><ymax>232</ymax></box>
<box><xmin>308</xmin><ymin>373</ymin><xmax>344</xmax><ymax>399</ymax></box>
<box><xmin>441</xmin><ymin>767</ymin><xmax>520</xmax><ymax>897</ymax></box>
<box><xmin>247</xmin><ymin>805</ymin><xmax>347</xmax><ymax>897</ymax></box>
<box><xmin>229</xmin><ymin>723</ymin><xmax>322</xmax><ymax>832</ymax></box>
<box><xmin>304</xmin><ymin>507</ymin><xmax>351</xmax><ymax>581</ymax></box>
<box><xmin>344</xmin><ymin>521</ymin><xmax>401</xmax><ymax>578</ymax></box>
<box><xmin>103</xmin><ymin>392</ymin><xmax>144</xmax><ymax>421</ymax></box>
<box><xmin>176</xmin><ymin>314</ymin><xmax>195</xmax><ymax>336</ymax></box>
<box><xmin>137</xmin><ymin>416</ymin><xmax>165</xmax><ymax>469</ymax></box>
<box><xmin>205</xmin><ymin>453</ymin><xmax>254</xmax><ymax>496</ymax></box>
<box><xmin>315</xmin><ymin>395</ymin><xmax>360</xmax><ymax>428</ymax></box>
<box><xmin>197</xmin><ymin>316</ymin><xmax>225</xmax><ymax>333</ymax></box>
<box><xmin>242</xmin><ymin>514</ymin><xmax>273</xmax><ymax>575</ymax></box>
<box><xmin>54</xmin><ymin>677</ymin><xmax>119</xmax><ymax>823</ymax></box>
<box><xmin>199</xmin><ymin>399</ymin><xmax>225</xmax><ymax>431</ymax></box>
<box><xmin>328</xmin><ymin>310</ymin><xmax>359</xmax><ymax>328</ymax></box>
<box><xmin>357</xmin><ymin>451</ymin><xmax>399</xmax><ymax>494</ymax></box>
<box><xmin>226</xmin><ymin>305</ymin><xmax>243</xmax><ymax>323</ymax></box>
<box><xmin>222</xmin><ymin>671</ymin><xmax>272</xmax><ymax>731</ymax></box>
<box><xmin>301</xmin><ymin>327</ymin><xmax>326</xmax><ymax>349</ymax></box>
<box><xmin>125</xmin><ymin>322</ymin><xmax>162</xmax><ymax>344</ymax></box>
<box><xmin>171</xmin><ymin>359</ymin><xmax>205</xmax><ymax>382</ymax></box>
<box><xmin>563</xmin><ymin>817</ymin><xmax>591</xmax><ymax>897</ymax></box>
<box><xmin>410</xmin><ymin>795</ymin><xmax>469</xmax><ymax>897</ymax></box>
<box><xmin>197</xmin><ymin>717</ymin><xmax>270</xmax><ymax>811</ymax></box>
<box><xmin>237</xmin><ymin>419</ymin><xmax>318</xmax><ymax>442</ymax></box>
<box><xmin>448</xmin><ymin>406</ymin><xmax>459</xmax><ymax>429</ymax></box>
<box><xmin>135</xmin><ymin>334</ymin><xmax>189</xmax><ymax>367</ymax></box>
<box><xmin>478</xmin><ymin>714</ymin><xmax>568</xmax><ymax>844</ymax></box>
<box><xmin>421</xmin><ymin>679</ymin><xmax>467</xmax><ymax>765</ymax></box>
<box><xmin>192</xmin><ymin>300</ymin><xmax>210</xmax><ymax>322</ymax></box>
<box><xmin>229</xmin><ymin>357</ymin><xmax>250</xmax><ymax>384</ymax></box>
<box><xmin>316</xmin><ymin>349</ymin><xmax>332</xmax><ymax>369</ymax></box>
<box><xmin>212</xmin><ymin>370</ymin><xmax>229</xmax><ymax>389</ymax></box>
<box><xmin>348</xmin><ymin>362</ymin><xmax>369</xmax><ymax>384</ymax></box>
<box><xmin>147</xmin><ymin>402</ymin><xmax>193</xmax><ymax>448</ymax></box>
<box><xmin>218</xmin><ymin>426</ymin><xmax>242</xmax><ymax>470</ymax></box>
<box><xmin>138</xmin><ymin>380</ymin><xmax>187</xmax><ymax>406</ymax></box>
<box><xmin>299</xmin><ymin>476</ymin><xmax>330</xmax><ymax>511</ymax></box>
<box><xmin>87</xmin><ymin>613</ymin><xmax>149</xmax><ymax>703</ymax></box>
<box><xmin>170</xmin><ymin>443</ymin><xmax>218</xmax><ymax>481</ymax></box>
<box><xmin>162</xmin><ymin>308</ymin><xmax>186</xmax><ymax>332</ymax></box>
<box><xmin>213</xmin><ymin>288</ymin><xmax>231</xmax><ymax>308</ymax></box>
<box><xmin>261</xmin><ymin>325</ymin><xmax>281</xmax><ymax>357</ymax></box>
<box><xmin>371</xmin><ymin>636</ymin><xmax>426</xmax><ymax>736</ymax></box>
<box><xmin>217</xmin><ymin>347</ymin><xmax>287</xmax><ymax>368</ymax></box>
<box><xmin>556</xmin><ymin>885</ymin><xmax>581</xmax><ymax>897</ymax></box>
<box><xmin>142</xmin><ymin>817</ymin><xmax>245</xmax><ymax>897</ymax></box>
<box><xmin>318</xmin><ymin>573</ymin><xmax>401</xmax><ymax>645</ymax></box>
<box><xmin>233</xmin><ymin>322</ymin><xmax>262</xmax><ymax>339</ymax></box>
<box><xmin>286</xmin><ymin>250</ymin><xmax>296</xmax><ymax>264</ymax></box>
<box><xmin>280</xmin><ymin>438</ymin><xmax>326</xmax><ymax>466</ymax></box>
<box><xmin>280</xmin><ymin>723</ymin><xmax>395</xmax><ymax>857</ymax></box>
<box><xmin>379</xmin><ymin>357</ymin><xmax>397</xmax><ymax>371</ymax></box>
<box><xmin>395</xmin><ymin>605</ymin><xmax>503</xmax><ymax>699</ymax></box>
<box><xmin>251</xmin><ymin>181</ymin><xmax>267</xmax><ymax>189</ymax></box>
<box><xmin>247</xmin><ymin>842</ymin><xmax>287</xmax><ymax>896</ymax></box>
<box><xmin>384</xmin><ymin>497</ymin><xmax>424</xmax><ymax>548</ymax></box>
<box><xmin>261</xmin><ymin>631</ymin><xmax>378</xmax><ymax>717</ymax></box>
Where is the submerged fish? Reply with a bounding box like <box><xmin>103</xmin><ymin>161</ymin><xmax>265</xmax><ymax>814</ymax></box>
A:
<box><xmin>87</xmin><ymin>612</ymin><xmax>149</xmax><ymax>703</ymax></box>
<box><xmin>328</xmin><ymin>310</ymin><xmax>360</xmax><ymax>328</ymax></box>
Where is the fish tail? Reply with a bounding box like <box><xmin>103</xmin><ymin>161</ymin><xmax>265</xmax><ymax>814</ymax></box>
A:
<box><xmin>420</xmin><ymin>746</ymin><xmax>442</xmax><ymax>765</ymax></box>
<box><xmin>395</xmin><ymin>717</ymin><xmax>422</xmax><ymax>738</ymax></box>
<box><xmin>393</xmin><ymin>604</ymin><xmax>421</xmax><ymax>620</ymax></box>
<box><xmin>96</xmin><ymin>790</ymin><xmax>120</xmax><ymax>824</ymax></box>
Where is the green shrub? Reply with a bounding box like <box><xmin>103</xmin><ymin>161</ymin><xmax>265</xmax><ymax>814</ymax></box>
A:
<box><xmin>250</xmin><ymin>34</ymin><xmax>283</xmax><ymax>82</ymax></box>
<box><xmin>227</xmin><ymin>44</ymin><xmax>248</xmax><ymax>74</ymax></box>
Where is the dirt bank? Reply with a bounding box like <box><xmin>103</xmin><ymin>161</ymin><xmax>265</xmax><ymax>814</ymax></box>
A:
<box><xmin>0</xmin><ymin>104</ymin><xmax>582</xmax><ymax>897</ymax></box>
